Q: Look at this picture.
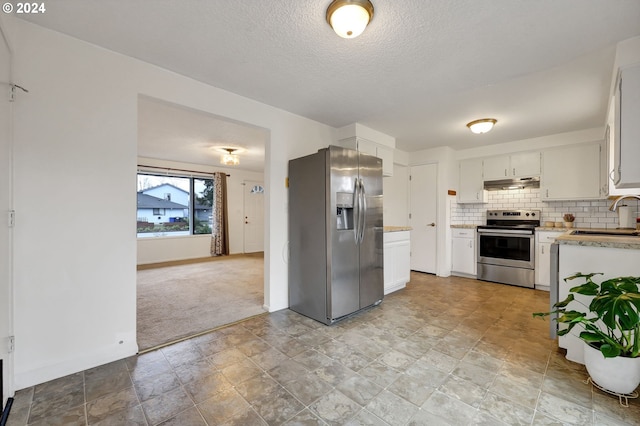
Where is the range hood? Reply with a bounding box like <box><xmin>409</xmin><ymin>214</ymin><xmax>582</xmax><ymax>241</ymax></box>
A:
<box><xmin>483</xmin><ymin>177</ymin><xmax>540</xmax><ymax>191</ymax></box>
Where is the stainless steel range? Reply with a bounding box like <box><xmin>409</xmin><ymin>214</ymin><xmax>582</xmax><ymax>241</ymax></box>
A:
<box><xmin>477</xmin><ymin>209</ymin><xmax>540</xmax><ymax>288</ymax></box>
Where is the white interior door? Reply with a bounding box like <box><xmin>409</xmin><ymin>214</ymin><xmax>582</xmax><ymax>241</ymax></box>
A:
<box><xmin>243</xmin><ymin>181</ymin><xmax>265</xmax><ymax>253</ymax></box>
<box><xmin>409</xmin><ymin>164</ymin><xmax>438</xmax><ymax>273</ymax></box>
<box><xmin>0</xmin><ymin>33</ymin><xmax>13</xmax><ymax>406</ymax></box>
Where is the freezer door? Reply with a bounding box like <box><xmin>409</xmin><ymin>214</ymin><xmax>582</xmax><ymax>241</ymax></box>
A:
<box><xmin>288</xmin><ymin>151</ymin><xmax>328</xmax><ymax>324</ymax></box>
<box><xmin>329</xmin><ymin>146</ymin><xmax>361</xmax><ymax>320</ymax></box>
<box><xmin>358</xmin><ymin>152</ymin><xmax>384</xmax><ymax>308</ymax></box>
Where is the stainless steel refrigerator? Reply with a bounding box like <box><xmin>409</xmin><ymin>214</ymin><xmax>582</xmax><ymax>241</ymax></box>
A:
<box><xmin>288</xmin><ymin>145</ymin><xmax>383</xmax><ymax>325</ymax></box>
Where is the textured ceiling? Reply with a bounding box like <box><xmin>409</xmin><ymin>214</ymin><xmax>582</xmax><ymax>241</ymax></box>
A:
<box><xmin>16</xmin><ymin>0</ymin><xmax>640</xmax><ymax>158</ymax></box>
<box><xmin>137</xmin><ymin>97</ymin><xmax>267</xmax><ymax>173</ymax></box>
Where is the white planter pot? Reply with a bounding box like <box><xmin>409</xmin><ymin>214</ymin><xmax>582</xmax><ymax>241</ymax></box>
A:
<box><xmin>584</xmin><ymin>343</ymin><xmax>640</xmax><ymax>395</ymax></box>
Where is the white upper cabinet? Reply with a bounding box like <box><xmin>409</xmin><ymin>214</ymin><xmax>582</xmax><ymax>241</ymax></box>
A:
<box><xmin>483</xmin><ymin>152</ymin><xmax>541</xmax><ymax>180</ymax></box>
<box><xmin>510</xmin><ymin>152</ymin><xmax>542</xmax><ymax>177</ymax></box>
<box><xmin>482</xmin><ymin>156</ymin><xmax>510</xmax><ymax>180</ymax></box>
<box><xmin>541</xmin><ymin>141</ymin><xmax>604</xmax><ymax>200</ymax></box>
<box><xmin>339</xmin><ymin>137</ymin><xmax>394</xmax><ymax>177</ymax></box>
<box><xmin>613</xmin><ymin>63</ymin><xmax>640</xmax><ymax>188</ymax></box>
<box><xmin>375</xmin><ymin>145</ymin><xmax>394</xmax><ymax>177</ymax></box>
<box><xmin>458</xmin><ymin>158</ymin><xmax>487</xmax><ymax>203</ymax></box>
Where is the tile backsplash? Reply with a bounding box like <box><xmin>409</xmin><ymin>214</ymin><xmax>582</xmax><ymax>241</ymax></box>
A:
<box><xmin>451</xmin><ymin>188</ymin><xmax>640</xmax><ymax>229</ymax></box>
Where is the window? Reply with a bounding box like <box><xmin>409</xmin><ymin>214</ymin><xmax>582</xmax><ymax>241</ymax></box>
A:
<box><xmin>137</xmin><ymin>173</ymin><xmax>213</xmax><ymax>238</ymax></box>
<box><xmin>250</xmin><ymin>184</ymin><xmax>264</xmax><ymax>194</ymax></box>
<box><xmin>193</xmin><ymin>177</ymin><xmax>213</xmax><ymax>235</ymax></box>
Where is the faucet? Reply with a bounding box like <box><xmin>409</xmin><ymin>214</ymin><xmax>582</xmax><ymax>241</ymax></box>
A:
<box><xmin>609</xmin><ymin>195</ymin><xmax>640</xmax><ymax>211</ymax></box>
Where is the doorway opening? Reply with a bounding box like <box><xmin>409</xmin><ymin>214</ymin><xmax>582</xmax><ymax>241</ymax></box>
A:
<box><xmin>136</xmin><ymin>96</ymin><xmax>268</xmax><ymax>351</ymax></box>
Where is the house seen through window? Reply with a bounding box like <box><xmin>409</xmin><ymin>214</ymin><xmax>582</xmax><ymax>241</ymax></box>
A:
<box><xmin>136</xmin><ymin>173</ymin><xmax>214</xmax><ymax>237</ymax></box>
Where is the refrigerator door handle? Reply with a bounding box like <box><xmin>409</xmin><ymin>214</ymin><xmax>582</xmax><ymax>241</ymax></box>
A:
<box><xmin>353</xmin><ymin>178</ymin><xmax>360</xmax><ymax>244</ymax></box>
<box><xmin>359</xmin><ymin>178</ymin><xmax>367</xmax><ymax>243</ymax></box>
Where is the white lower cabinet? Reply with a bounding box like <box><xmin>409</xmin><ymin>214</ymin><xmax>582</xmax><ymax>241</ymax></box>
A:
<box><xmin>534</xmin><ymin>230</ymin><xmax>564</xmax><ymax>289</ymax></box>
<box><xmin>558</xmin><ymin>244</ymin><xmax>640</xmax><ymax>364</ymax></box>
<box><xmin>383</xmin><ymin>231</ymin><xmax>410</xmax><ymax>295</ymax></box>
<box><xmin>451</xmin><ymin>228</ymin><xmax>476</xmax><ymax>276</ymax></box>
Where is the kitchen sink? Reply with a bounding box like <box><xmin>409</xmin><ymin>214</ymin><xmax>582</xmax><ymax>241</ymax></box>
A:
<box><xmin>570</xmin><ymin>230</ymin><xmax>639</xmax><ymax>237</ymax></box>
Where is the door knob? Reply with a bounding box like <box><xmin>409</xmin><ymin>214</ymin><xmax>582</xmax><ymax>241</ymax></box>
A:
<box><xmin>427</xmin><ymin>222</ymin><xmax>435</xmax><ymax>227</ymax></box>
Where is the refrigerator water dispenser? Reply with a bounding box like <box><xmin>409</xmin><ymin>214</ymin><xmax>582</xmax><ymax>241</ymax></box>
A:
<box><xmin>336</xmin><ymin>192</ymin><xmax>354</xmax><ymax>230</ymax></box>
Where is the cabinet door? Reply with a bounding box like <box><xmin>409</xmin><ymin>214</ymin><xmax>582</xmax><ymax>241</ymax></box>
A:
<box><xmin>452</xmin><ymin>237</ymin><xmax>475</xmax><ymax>275</ymax></box>
<box><xmin>614</xmin><ymin>64</ymin><xmax>640</xmax><ymax>188</ymax></box>
<box><xmin>356</xmin><ymin>138</ymin><xmax>377</xmax><ymax>156</ymax></box>
<box><xmin>458</xmin><ymin>159</ymin><xmax>486</xmax><ymax>203</ymax></box>
<box><xmin>535</xmin><ymin>242</ymin><xmax>551</xmax><ymax>286</ymax></box>
<box><xmin>383</xmin><ymin>243</ymin><xmax>394</xmax><ymax>292</ymax></box>
<box><xmin>511</xmin><ymin>152</ymin><xmax>540</xmax><ymax>177</ymax></box>
<box><xmin>483</xmin><ymin>156</ymin><xmax>510</xmax><ymax>180</ymax></box>
<box><xmin>395</xmin><ymin>240</ymin><xmax>411</xmax><ymax>284</ymax></box>
<box><xmin>541</xmin><ymin>142</ymin><xmax>602</xmax><ymax>200</ymax></box>
<box><xmin>376</xmin><ymin>145</ymin><xmax>394</xmax><ymax>177</ymax></box>
<box><xmin>383</xmin><ymin>232</ymin><xmax>410</xmax><ymax>294</ymax></box>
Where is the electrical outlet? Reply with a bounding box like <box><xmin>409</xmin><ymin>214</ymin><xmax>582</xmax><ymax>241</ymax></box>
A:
<box><xmin>115</xmin><ymin>332</ymin><xmax>134</xmax><ymax>346</ymax></box>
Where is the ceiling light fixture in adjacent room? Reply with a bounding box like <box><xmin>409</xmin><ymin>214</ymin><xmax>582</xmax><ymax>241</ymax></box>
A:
<box><xmin>326</xmin><ymin>0</ymin><xmax>374</xmax><ymax>39</ymax></box>
<box><xmin>466</xmin><ymin>118</ymin><xmax>497</xmax><ymax>134</ymax></box>
<box><xmin>221</xmin><ymin>148</ymin><xmax>240</xmax><ymax>166</ymax></box>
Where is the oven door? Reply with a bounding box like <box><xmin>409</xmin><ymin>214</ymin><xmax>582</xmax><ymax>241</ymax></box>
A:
<box><xmin>477</xmin><ymin>229</ymin><xmax>535</xmax><ymax>269</ymax></box>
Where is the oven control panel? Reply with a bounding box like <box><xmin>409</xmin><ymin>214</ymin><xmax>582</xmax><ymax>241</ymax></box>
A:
<box><xmin>487</xmin><ymin>210</ymin><xmax>539</xmax><ymax>219</ymax></box>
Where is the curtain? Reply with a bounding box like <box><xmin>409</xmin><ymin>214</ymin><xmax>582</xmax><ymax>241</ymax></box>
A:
<box><xmin>210</xmin><ymin>172</ymin><xmax>229</xmax><ymax>256</ymax></box>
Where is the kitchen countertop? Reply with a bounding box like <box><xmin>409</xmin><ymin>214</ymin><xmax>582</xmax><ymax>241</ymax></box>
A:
<box><xmin>535</xmin><ymin>226</ymin><xmax>572</xmax><ymax>232</ymax></box>
<box><xmin>450</xmin><ymin>224</ymin><xmax>477</xmax><ymax>229</ymax></box>
<box><xmin>383</xmin><ymin>226</ymin><xmax>412</xmax><ymax>232</ymax></box>
<box><xmin>555</xmin><ymin>228</ymin><xmax>640</xmax><ymax>250</ymax></box>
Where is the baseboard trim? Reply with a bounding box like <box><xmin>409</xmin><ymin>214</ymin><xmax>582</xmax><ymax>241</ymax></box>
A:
<box><xmin>137</xmin><ymin>252</ymin><xmax>264</xmax><ymax>270</ymax></box>
<box><xmin>138</xmin><ymin>311</ymin><xmax>269</xmax><ymax>354</ymax></box>
<box><xmin>14</xmin><ymin>341</ymin><xmax>138</xmax><ymax>390</ymax></box>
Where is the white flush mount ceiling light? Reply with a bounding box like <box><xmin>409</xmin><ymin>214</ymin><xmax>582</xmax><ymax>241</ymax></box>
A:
<box><xmin>466</xmin><ymin>118</ymin><xmax>497</xmax><ymax>134</ymax></box>
<box><xmin>221</xmin><ymin>148</ymin><xmax>240</xmax><ymax>166</ymax></box>
<box><xmin>326</xmin><ymin>0</ymin><xmax>374</xmax><ymax>39</ymax></box>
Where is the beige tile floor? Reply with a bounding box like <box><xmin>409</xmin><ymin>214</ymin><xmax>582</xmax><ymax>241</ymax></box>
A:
<box><xmin>7</xmin><ymin>273</ymin><xmax>640</xmax><ymax>425</ymax></box>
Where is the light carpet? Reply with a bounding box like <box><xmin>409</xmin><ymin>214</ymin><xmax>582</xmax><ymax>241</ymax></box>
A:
<box><xmin>137</xmin><ymin>254</ymin><xmax>265</xmax><ymax>351</ymax></box>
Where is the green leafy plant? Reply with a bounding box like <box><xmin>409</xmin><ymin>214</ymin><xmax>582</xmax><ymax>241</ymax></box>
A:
<box><xmin>534</xmin><ymin>272</ymin><xmax>640</xmax><ymax>358</ymax></box>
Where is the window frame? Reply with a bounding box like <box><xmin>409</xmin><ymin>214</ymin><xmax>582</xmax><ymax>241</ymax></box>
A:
<box><xmin>137</xmin><ymin>172</ymin><xmax>214</xmax><ymax>238</ymax></box>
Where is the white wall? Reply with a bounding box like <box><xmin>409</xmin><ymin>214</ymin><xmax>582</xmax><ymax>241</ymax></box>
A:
<box><xmin>6</xmin><ymin>17</ymin><xmax>332</xmax><ymax>389</ymax></box>
<box><xmin>136</xmin><ymin>157</ymin><xmax>265</xmax><ymax>264</ymax></box>
<box><xmin>0</xmin><ymin>17</ymin><xmax>14</xmax><ymax>403</ymax></box>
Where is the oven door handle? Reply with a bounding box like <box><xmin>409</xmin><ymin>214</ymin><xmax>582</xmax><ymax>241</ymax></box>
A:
<box><xmin>477</xmin><ymin>229</ymin><xmax>534</xmax><ymax>236</ymax></box>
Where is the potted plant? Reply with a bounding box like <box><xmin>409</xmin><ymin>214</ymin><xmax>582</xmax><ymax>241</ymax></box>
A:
<box><xmin>563</xmin><ymin>213</ymin><xmax>575</xmax><ymax>228</ymax></box>
<box><xmin>534</xmin><ymin>272</ymin><xmax>640</xmax><ymax>395</ymax></box>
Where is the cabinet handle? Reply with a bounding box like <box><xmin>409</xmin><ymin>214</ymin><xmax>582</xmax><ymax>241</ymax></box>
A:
<box><xmin>513</xmin><ymin>168</ymin><xmax>516</xmax><ymax>176</ymax></box>
<box><xmin>610</xmin><ymin>168</ymin><xmax>622</xmax><ymax>185</ymax></box>
<box><xmin>504</xmin><ymin>169</ymin><xmax>507</xmax><ymax>177</ymax></box>
<box><xmin>469</xmin><ymin>241</ymin><xmax>473</xmax><ymax>248</ymax></box>
<box><xmin>541</xmin><ymin>245</ymin><xmax>545</xmax><ymax>255</ymax></box>
<box><xmin>546</xmin><ymin>189</ymin><xmax>549</xmax><ymax>198</ymax></box>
